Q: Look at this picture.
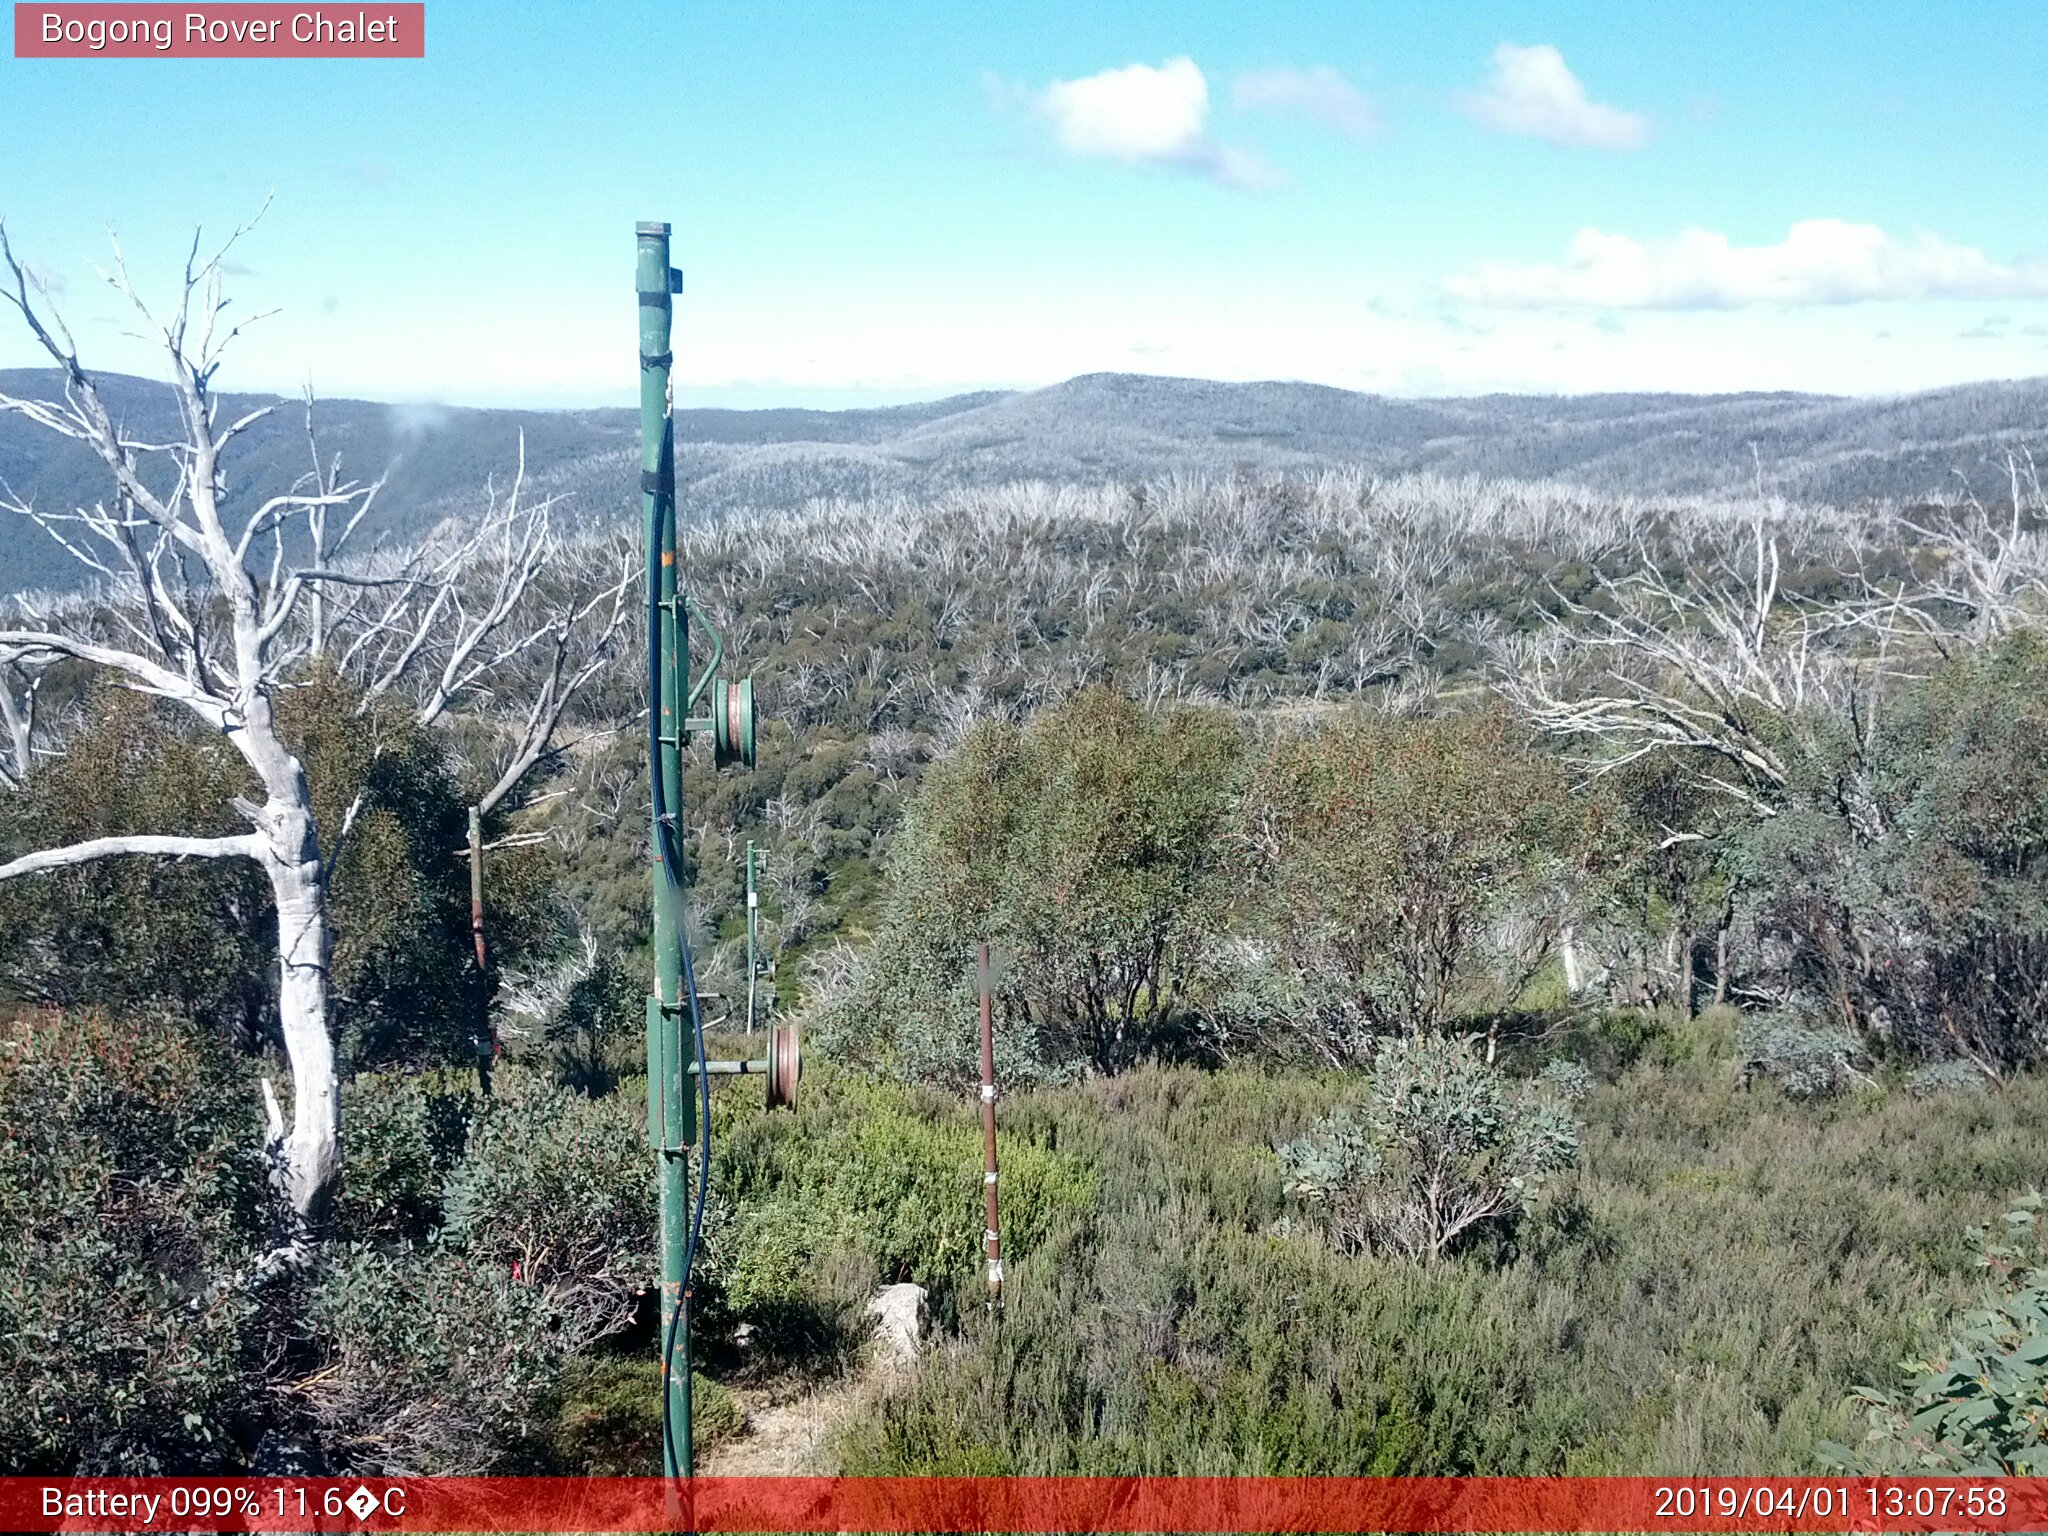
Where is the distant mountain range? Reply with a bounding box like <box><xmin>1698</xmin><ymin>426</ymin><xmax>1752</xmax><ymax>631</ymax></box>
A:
<box><xmin>2</xmin><ymin>367</ymin><xmax>2045</xmax><ymax>594</ymax></box>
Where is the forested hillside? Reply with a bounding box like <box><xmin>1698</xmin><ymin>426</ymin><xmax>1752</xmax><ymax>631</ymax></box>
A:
<box><xmin>6</xmin><ymin>365</ymin><xmax>2048</xmax><ymax>595</ymax></box>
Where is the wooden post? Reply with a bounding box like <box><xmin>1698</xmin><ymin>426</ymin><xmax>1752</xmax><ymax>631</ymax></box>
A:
<box><xmin>469</xmin><ymin>803</ymin><xmax>493</xmax><ymax>1096</ymax></box>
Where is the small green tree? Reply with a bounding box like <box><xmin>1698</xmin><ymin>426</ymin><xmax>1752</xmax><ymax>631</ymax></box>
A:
<box><xmin>0</xmin><ymin>689</ymin><xmax>273</xmax><ymax>1041</ymax></box>
<box><xmin>1598</xmin><ymin>752</ymin><xmax>1738</xmax><ymax>1014</ymax></box>
<box><xmin>827</xmin><ymin>689</ymin><xmax>1243</xmax><ymax>1081</ymax></box>
<box><xmin>0</xmin><ymin>673</ymin><xmax>558</xmax><ymax>1074</ymax></box>
<box><xmin>277</xmin><ymin>669</ymin><xmax>556</xmax><ymax>1073</ymax></box>
<box><xmin>1277</xmin><ymin>1035</ymin><xmax>1585</xmax><ymax>1259</ymax></box>
<box><xmin>1244</xmin><ymin>709</ymin><xmax>1589</xmax><ymax>1052</ymax></box>
<box><xmin>1735</xmin><ymin>633</ymin><xmax>2048</xmax><ymax>1074</ymax></box>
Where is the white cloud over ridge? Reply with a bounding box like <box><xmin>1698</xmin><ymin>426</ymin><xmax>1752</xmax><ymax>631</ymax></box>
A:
<box><xmin>1462</xmin><ymin>42</ymin><xmax>1650</xmax><ymax>151</ymax></box>
<box><xmin>1232</xmin><ymin>65</ymin><xmax>1378</xmax><ymax>140</ymax></box>
<box><xmin>1445</xmin><ymin>220</ymin><xmax>2048</xmax><ymax>309</ymax></box>
<box><xmin>1036</xmin><ymin>57</ymin><xmax>1277</xmax><ymax>190</ymax></box>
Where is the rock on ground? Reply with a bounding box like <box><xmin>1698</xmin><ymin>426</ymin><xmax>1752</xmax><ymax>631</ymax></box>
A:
<box><xmin>865</xmin><ymin>1282</ymin><xmax>927</xmax><ymax>1368</ymax></box>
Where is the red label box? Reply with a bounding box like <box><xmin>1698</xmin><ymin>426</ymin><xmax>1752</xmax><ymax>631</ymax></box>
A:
<box><xmin>4</xmin><ymin>1476</ymin><xmax>2048</xmax><ymax>1533</ymax></box>
<box><xmin>14</xmin><ymin>3</ymin><xmax>424</xmax><ymax>57</ymax></box>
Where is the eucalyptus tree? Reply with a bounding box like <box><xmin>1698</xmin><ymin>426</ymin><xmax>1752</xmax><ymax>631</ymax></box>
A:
<box><xmin>0</xmin><ymin>221</ymin><xmax>626</xmax><ymax>1261</ymax></box>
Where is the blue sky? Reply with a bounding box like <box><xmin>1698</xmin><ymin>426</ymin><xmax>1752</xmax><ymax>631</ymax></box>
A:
<box><xmin>4</xmin><ymin>1</ymin><xmax>2047</xmax><ymax>405</ymax></box>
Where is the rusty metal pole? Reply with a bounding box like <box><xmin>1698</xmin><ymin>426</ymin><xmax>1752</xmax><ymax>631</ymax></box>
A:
<box><xmin>978</xmin><ymin>942</ymin><xmax>1003</xmax><ymax>1310</ymax></box>
<box><xmin>469</xmin><ymin>804</ymin><xmax>493</xmax><ymax>1097</ymax></box>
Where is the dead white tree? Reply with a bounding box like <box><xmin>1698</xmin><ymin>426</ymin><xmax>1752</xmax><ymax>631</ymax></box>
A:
<box><xmin>0</xmin><ymin>657</ymin><xmax>39</xmax><ymax>787</ymax></box>
<box><xmin>1492</xmin><ymin>520</ymin><xmax>1858</xmax><ymax>817</ymax></box>
<box><xmin>1891</xmin><ymin>451</ymin><xmax>2048</xmax><ymax>650</ymax></box>
<box><xmin>0</xmin><ymin>220</ymin><xmax>622</xmax><ymax>1262</ymax></box>
<box><xmin>341</xmin><ymin>457</ymin><xmax>633</xmax><ymax>818</ymax></box>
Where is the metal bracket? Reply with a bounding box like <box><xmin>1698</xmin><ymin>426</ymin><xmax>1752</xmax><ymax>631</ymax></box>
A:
<box><xmin>683</xmin><ymin>597</ymin><xmax>724</xmax><ymax>714</ymax></box>
<box><xmin>644</xmin><ymin>994</ymin><xmax>695</xmax><ymax>1153</ymax></box>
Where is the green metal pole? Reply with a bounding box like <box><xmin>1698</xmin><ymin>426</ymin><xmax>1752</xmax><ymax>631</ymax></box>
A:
<box><xmin>638</xmin><ymin>220</ymin><xmax>694</xmax><ymax>1480</ymax></box>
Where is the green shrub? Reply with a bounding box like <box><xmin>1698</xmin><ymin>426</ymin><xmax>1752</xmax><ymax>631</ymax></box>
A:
<box><xmin>1907</xmin><ymin>1060</ymin><xmax>1990</xmax><ymax>1100</ymax></box>
<box><xmin>335</xmin><ymin>1071</ymin><xmax>474</xmax><ymax>1243</ymax></box>
<box><xmin>307</xmin><ymin>1068</ymin><xmax>654</xmax><ymax>1474</ymax></box>
<box><xmin>1828</xmin><ymin>1196</ymin><xmax>2048</xmax><ymax>1473</ymax></box>
<box><xmin>1277</xmin><ymin>1036</ymin><xmax>1585</xmax><ymax>1258</ymax></box>
<box><xmin>439</xmin><ymin>1066</ymin><xmax>654</xmax><ymax>1346</ymax></box>
<box><xmin>306</xmin><ymin>1244</ymin><xmax>570</xmax><ymax>1474</ymax></box>
<box><xmin>538</xmin><ymin>943</ymin><xmax>645</xmax><ymax>1092</ymax></box>
<box><xmin>708</xmin><ymin>1071</ymin><xmax>1097</xmax><ymax>1325</ymax></box>
<box><xmin>1737</xmin><ymin>1014</ymin><xmax>1869</xmax><ymax>1100</ymax></box>
<box><xmin>544</xmin><ymin>1357</ymin><xmax>739</xmax><ymax>1474</ymax></box>
<box><xmin>0</xmin><ymin>1009</ymin><xmax>264</xmax><ymax>1472</ymax></box>
<box><xmin>839</xmin><ymin>1054</ymin><xmax>2048</xmax><ymax>1477</ymax></box>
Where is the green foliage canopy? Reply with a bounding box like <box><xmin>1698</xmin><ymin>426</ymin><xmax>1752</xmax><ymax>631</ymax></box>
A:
<box><xmin>0</xmin><ymin>1009</ymin><xmax>264</xmax><ymax>1473</ymax></box>
<box><xmin>826</xmin><ymin>688</ymin><xmax>1243</xmax><ymax>1081</ymax></box>
<box><xmin>1243</xmin><ymin>709</ymin><xmax>1591</xmax><ymax>1047</ymax></box>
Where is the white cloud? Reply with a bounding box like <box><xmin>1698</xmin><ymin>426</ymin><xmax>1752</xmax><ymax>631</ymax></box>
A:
<box><xmin>1444</xmin><ymin>220</ymin><xmax>2048</xmax><ymax>309</ymax></box>
<box><xmin>1035</xmin><ymin>57</ymin><xmax>1278</xmax><ymax>190</ymax></box>
<box><xmin>1232</xmin><ymin>65</ymin><xmax>1379</xmax><ymax>141</ymax></box>
<box><xmin>1461</xmin><ymin>42</ymin><xmax>1650</xmax><ymax>151</ymax></box>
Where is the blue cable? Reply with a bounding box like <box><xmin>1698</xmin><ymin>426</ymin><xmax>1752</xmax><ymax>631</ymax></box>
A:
<box><xmin>649</xmin><ymin>505</ymin><xmax>712</xmax><ymax>1483</ymax></box>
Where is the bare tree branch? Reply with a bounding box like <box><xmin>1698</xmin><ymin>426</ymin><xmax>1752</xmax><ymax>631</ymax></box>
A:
<box><xmin>0</xmin><ymin>831</ymin><xmax>262</xmax><ymax>881</ymax></box>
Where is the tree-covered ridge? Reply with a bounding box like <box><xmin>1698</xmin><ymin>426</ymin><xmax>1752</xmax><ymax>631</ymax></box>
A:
<box><xmin>6</xmin><ymin>363</ymin><xmax>2048</xmax><ymax>596</ymax></box>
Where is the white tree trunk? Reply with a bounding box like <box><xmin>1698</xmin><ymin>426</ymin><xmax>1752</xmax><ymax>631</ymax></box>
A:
<box><xmin>264</xmin><ymin>829</ymin><xmax>340</xmax><ymax>1233</ymax></box>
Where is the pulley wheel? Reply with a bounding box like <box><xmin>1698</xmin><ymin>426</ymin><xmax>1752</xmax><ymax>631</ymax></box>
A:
<box><xmin>711</xmin><ymin>676</ymin><xmax>758</xmax><ymax>769</ymax></box>
<box><xmin>765</xmin><ymin>1021</ymin><xmax>800</xmax><ymax>1111</ymax></box>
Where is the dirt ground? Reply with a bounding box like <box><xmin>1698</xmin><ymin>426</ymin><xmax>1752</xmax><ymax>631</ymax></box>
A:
<box><xmin>697</xmin><ymin>1367</ymin><xmax>884</xmax><ymax>1476</ymax></box>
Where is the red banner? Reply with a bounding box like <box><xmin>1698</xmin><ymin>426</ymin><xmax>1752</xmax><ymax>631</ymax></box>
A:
<box><xmin>4</xmin><ymin>1476</ymin><xmax>2047</xmax><ymax>1533</ymax></box>
<box><xmin>13</xmin><ymin>4</ymin><xmax>424</xmax><ymax>57</ymax></box>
